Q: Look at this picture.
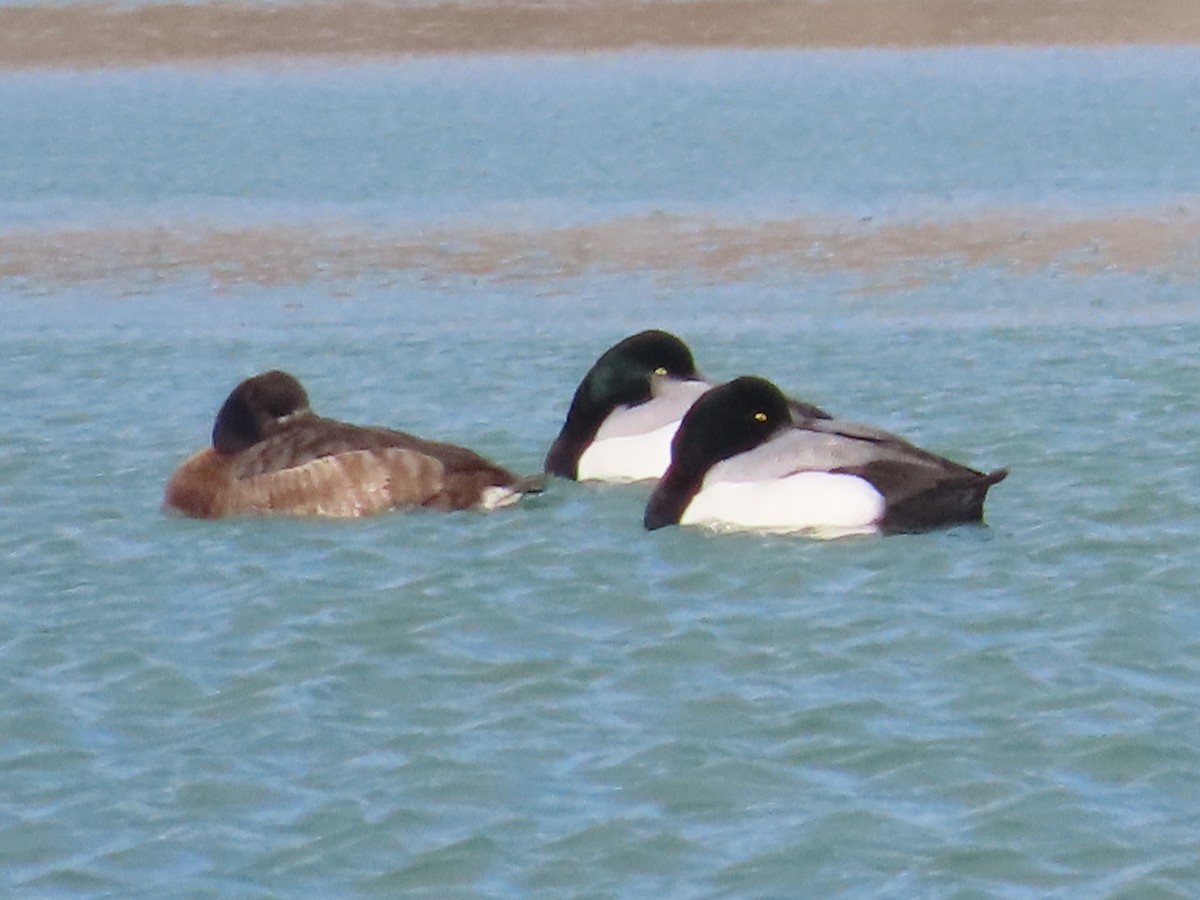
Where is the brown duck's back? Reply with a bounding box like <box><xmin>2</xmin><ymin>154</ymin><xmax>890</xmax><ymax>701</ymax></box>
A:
<box><xmin>231</xmin><ymin>418</ymin><xmax>516</xmax><ymax>482</ymax></box>
<box><xmin>163</xmin><ymin>444</ymin><xmax>455</xmax><ymax>518</ymax></box>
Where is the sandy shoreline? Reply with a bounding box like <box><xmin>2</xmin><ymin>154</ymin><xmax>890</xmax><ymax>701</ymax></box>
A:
<box><xmin>2</xmin><ymin>0</ymin><xmax>1200</xmax><ymax>69</ymax></box>
<box><xmin>3</xmin><ymin>209</ymin><xmax>1198</xmax><ymax>290</ymax></box>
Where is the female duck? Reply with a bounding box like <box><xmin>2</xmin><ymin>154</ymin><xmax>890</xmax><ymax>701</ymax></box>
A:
<box><xmin>164</xmin><ymin>370</ymin><xmax>540</xmax><ymax>518</ymax></box>
<box><xmin>644</xmin><ymin>376</ymin><xmax>1006</xmax><ymax>536</ymax></box>
<box><xmin>544</xmin><ymin>330</ymin><xmax>829</xmax><ymax>482</ymax></box>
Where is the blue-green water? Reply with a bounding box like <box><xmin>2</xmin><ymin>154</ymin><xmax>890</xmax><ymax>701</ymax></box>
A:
<box><xmin>3</xmin><ymin>49</ymin><xmax>1199</xmax><ymax>223</ymax></box>
<box><xmin>4</xmin><ymin>49</ymin><xmax>1200</xmax><ymax>897</ymax></box>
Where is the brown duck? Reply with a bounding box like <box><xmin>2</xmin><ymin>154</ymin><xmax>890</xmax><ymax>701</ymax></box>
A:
<box><xmin>164</xmin><ymin>370</ymin><xmax>541</xmax><ymax>518</ymax></box>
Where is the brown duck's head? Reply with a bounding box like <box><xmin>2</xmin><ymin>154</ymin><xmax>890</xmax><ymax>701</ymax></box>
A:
<box><xmin>212</xmin><ymin>369</ymin><xmax>312</xmax><ymax>455</ymax></box>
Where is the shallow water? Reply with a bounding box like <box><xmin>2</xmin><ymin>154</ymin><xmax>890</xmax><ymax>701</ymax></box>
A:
<box><xmin>3</xmin><ymin>49</ymin><xmax>1200</xmax><ymax>897</ymax></box>
<box><xmin>3</xmin><ymin>48</ymin><xmax>1200</xmax><ymax>224</ymax></box>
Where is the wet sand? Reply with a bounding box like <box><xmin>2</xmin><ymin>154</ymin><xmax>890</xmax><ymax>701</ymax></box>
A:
<box><xmin>3</xmin><ymin>1</ymin><xmax>1198</xmax><ymax>291</ymax></box>
<box><xmin>1</xmin><ymin>0</ymin><xmax>1199</xmax><ymax>69</ymax></box>
<box><xmin>4</xmin><ymin>209</ymin><xmax>1198</xmax><ymax>291</ymax></box>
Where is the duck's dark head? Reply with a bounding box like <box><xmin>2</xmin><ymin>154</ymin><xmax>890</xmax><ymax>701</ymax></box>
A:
<box><xmin>669</xmin><ymin>376</ymin><xmax>790</xmax><ymax>473</ymax></box>
<box><xmin>545</xmin><ymin>330</ymin><xmax>702</xmax><ymax>478</ymax></box>
<box><xmin>212</xmin><ymin>369</ymin><xmax>312</xmax><ymax>455</ymax></box>
<box><xmin>644</xmin><ymin>376</ymin><xmax>791</xmax><ymax>529</ymax></box>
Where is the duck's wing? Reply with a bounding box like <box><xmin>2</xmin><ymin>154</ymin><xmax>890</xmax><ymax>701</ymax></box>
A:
<box><xmin>793</xmin><ymin>417</ymin><xmax>992</xmax><ymax>479</ymax></box>
<box><xmin>704</xmin><ymin>417</ymin><xmax>998</xmax><ymax>484</ymax></box>
<box><xmin>699</xmin><ymin>423</ymin><xmax>927</xmax><ymax>486</ymax></box>
<box><xmin>233</xmin><ymin>418</ymin><xmax>515</xmax><ymax>483</ymax></box>
<box><xmin>226</xmin><ymin>447</ymin><xmax>448</xmax><ymax>517</ymax></box>
<box><xmin>770</xmin><ymin>418</ymin><xmax>1007</xmax><ymax>530</ymax></box>
<box><xmin>785</xmin><ymin>397</ymin><xmax>833</xmax><ymax>421</ymax></box>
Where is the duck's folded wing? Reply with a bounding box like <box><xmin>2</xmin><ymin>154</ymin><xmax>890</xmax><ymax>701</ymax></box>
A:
<box><xmin>229</xmin><ymin>448</ymin><xmax>446</xmax><ymax>517</ymax></box>
<box><xmin>794</xmin><ymin>417</ymin><xmax>991</xmax><ymax>477</ymax></box>
<box><xmin>785</xmin><ymin>397</ymin><xmax>833</xmax><ymax>422</ymax></box>
<box><xmin>799</xmin><ymin>416</ymin><xmax>929</xmax><ymax>449</ymax></box>
<box><xmin>233</xmin><ymin>418</ymin><xmax>507</xmax><ymax>480</ymax></box>
<box><xmin>702</xmin><ymin>425</ymin><xmax>931</xmax><ymax>485</ymax></box>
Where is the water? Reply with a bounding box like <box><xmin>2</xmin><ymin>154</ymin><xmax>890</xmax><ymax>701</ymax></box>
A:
<box><xmin>4</xmin><ymin>48</ymin><xmax>1200</xmax><ymax>897</ymax></box>
<box><xmin>3</xmin><ymin>49</ymin><xmax>1199</xmax><ymax>224</ymax></box>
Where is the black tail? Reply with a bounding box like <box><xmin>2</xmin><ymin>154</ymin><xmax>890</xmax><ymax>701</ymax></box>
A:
<box><xmin>883</xmin><ymin>467</ymin><xmax>1008</xmax><ymax>533</ymax></box>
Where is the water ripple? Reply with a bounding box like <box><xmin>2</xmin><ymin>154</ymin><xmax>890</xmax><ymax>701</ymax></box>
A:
<box><xmin>4</xmin><ymin>290</ymin><xmax>1200</xmax><ymax>896</ymax></box>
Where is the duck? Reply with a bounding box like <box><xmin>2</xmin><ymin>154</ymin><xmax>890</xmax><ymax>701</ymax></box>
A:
<box><xmin>164</xmin><ymin>369</ymin><xmax>542</xmax><ymax>518</ymax></box>
<box><xmin>544</xmin><ymin>330</ymin><xmax>830</xmax><ymax>482</ymax></box>
<box><xmin>644</xmin><ymin>375</ymin><xmax>1007</xmax><ymax>536</ymax></box>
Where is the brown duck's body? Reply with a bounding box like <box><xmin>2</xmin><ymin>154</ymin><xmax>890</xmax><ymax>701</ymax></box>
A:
<box><xmin>164</xmin><ymin>370</ymin><xmax>539</xmax><ymax>519</ymax></box>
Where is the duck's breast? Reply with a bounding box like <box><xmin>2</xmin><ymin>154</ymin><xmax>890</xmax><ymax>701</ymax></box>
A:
<box><xmin>163</xmin><ymin>448</ymin><xmax>233</xmax><ymax>518</ymax></box>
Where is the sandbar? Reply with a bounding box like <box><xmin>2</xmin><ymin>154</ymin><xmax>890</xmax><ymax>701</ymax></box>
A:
<box><xmin>3</xmin><ymin>209</ymin><xmax>1198</xmax><ymax>290</ymax></box>
<box><xmin>1</xmin><ymin>0</ymin><xmax>1199</xmax><ymax>69</ymax></box>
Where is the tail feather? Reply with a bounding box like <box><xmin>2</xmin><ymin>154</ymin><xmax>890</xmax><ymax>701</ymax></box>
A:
<box><xmin>479</xmin><ymin>472</ymin><xmax>547</xmax><ymax>511</ymax></box>
<box><xmin>882</xmin><ymin>465</ymin><xmax>1008</xmax><ymax>533</ymax></box>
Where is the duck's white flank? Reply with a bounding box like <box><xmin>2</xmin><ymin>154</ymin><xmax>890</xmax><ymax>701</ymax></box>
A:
<box><xmin>680</xmin><ymin>471</ymin><xmax>886</xmax><ymax>536</ymax></box>
<box><xmin>575</xmin><ymin>378</ymin><xmax>710</xmax><ymax>482</ymax></box>
<box><xmin>577</xmin><ymin>419</ymin><xmax>681</xmax><ymax>482</ymax></box>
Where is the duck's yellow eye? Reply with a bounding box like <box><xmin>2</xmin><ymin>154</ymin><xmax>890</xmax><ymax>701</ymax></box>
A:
<box><xmin>654</xmin><ymin>366</ymin><xmax>668</xmax><ymax>376</ymax></box>
<box><xmin>754</xmin><ymin>411</ymin><xmax>768</xmax><ymax>423</ymax></box>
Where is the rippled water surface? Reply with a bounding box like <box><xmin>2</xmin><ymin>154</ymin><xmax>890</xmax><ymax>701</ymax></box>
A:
<box><xmin>3</xmin><ymin>48</ymin><xmax>1200</xmax><ymax>897</ymax></box>
<box><xmin>3</xmin><ymin>48</ymin><xmax>1200</xmax><ymax>222</ymax></box>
